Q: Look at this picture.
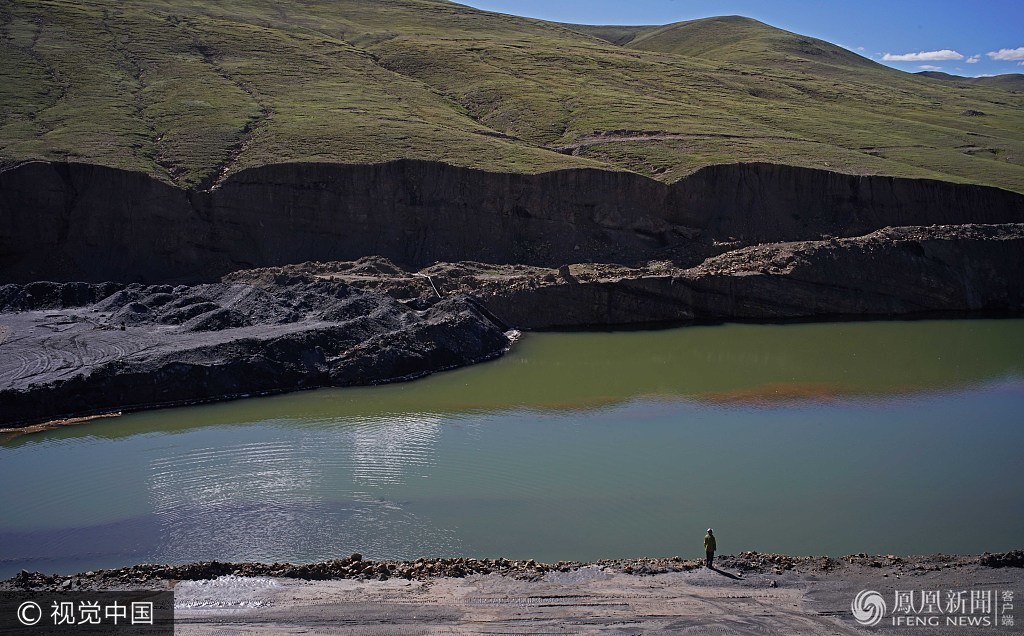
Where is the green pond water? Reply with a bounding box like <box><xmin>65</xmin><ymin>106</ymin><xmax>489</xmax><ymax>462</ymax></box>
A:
<box><xmin>2</xmin><ymin>318</ymin><xmax>1024</xmax><ymax>577</ymax></box>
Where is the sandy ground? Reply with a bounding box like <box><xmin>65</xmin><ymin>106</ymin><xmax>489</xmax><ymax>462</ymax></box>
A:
<box><xmin>170</xmin><ymin>562</ymin><xmax>1023</xmax><ymax>635</ymax></box>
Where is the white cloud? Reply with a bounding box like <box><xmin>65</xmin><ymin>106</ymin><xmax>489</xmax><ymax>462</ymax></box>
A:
<box><xmin>857</xmin><ymin>46</ymin><xmax>865</xmax><ymax>52</ymax></box>
<box><xmin>882</xmin><ymin>49</ymin><xmax>964</xmax><ymax>62</ymax></box>
<box><xmin>987</xmin><ymin>47</ymin><xmax>1024</xmax><ymax>61</ymax></box>
<box><xmin>918</xmin><ymin>65</ymin><xmax>943</xmax><ymax>71</ymax></box>
<box><xmin>966</xmin><ymin>55</ymin><xmax>980</xmax><ymax>64</ymax></box>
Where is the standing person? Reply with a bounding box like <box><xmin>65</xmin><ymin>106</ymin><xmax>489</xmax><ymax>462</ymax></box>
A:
<box><xmin>704</xmin><ymin>528</ymin><xmax>716</xmax><ymax>568</ymax></box>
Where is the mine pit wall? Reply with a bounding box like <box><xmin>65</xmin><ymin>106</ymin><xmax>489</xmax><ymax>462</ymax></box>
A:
<box><xmin>668</xmin><ymin>163</ymin><xmax>1024</xmax><ymax>242</ymax></box>
<box><xmin>0</xmin><ymin>162</ymin><xmax>220</xmax><ymax>283</ymax></box>
<box><xmin>208</xmin><ymin>161</ymin><xmax>670</xmax><ymax>273</ymax></box>
<box><xmin>481</xmin><ymin>230</ymin><xmax>1024</xmax><ymax>329</ymax></box>
<box><xmin>2</xmin><ymin>160</ymin><xmax>1023</xmax><ymax>283</ymax></box>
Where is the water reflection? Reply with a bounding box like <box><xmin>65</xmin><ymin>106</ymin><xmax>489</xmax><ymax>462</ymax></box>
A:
<box><xmin>350</xmin><ymin>414</ymin><xmax>442</xmax><ymax>488</ymax></box>
<box><xmin>137</xmin><ymin>415</ymin><xmax>457</xmax><ymax>568</ymax></box>
<box><xmin>2</xmin><ymin>319</ymin><xmax>1023</xmax><ymax>577</ymax></box>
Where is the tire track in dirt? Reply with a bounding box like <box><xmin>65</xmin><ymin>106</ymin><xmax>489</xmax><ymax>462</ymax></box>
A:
<box><xmin>0</xmin><ymin>314</ymin><xmax>153</xmax><ymax>387</ymax></box>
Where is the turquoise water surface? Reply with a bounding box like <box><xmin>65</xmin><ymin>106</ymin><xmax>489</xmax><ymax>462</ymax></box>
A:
<box><xmin>2</xmin><ymin>319</ymin><xmax>1023</xmax><ymax>577</ymax></box>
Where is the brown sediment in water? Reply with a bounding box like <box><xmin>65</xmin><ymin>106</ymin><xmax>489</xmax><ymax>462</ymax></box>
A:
<box><xmin>0</xmin><ymin>411</ymin><xmax>122</xmax><ymax>441</ymax></box>
<box><xmin>692</xmin><ymin>381</ymin><xmax>915</xmax><ymax>404</ymax></box>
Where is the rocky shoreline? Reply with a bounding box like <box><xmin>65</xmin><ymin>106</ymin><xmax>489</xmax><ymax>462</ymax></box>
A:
<box><xmin>5</xmin><ymin>550</ymin><xmax>1021</xmax><ymax>634</ymax></box>
<box><xmin>3</xmin><ymin>550</ymin><xmax>1021</xmax><ymax>592</ymax></box>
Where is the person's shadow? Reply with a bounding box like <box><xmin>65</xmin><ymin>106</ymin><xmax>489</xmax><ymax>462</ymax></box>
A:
<box><xmin>707</xmin><ymin>564</ymin><xmax>743</xmax><ymax>580</ymax></box>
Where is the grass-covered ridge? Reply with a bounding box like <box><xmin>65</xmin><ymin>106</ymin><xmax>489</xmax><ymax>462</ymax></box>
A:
<box><xmin>1</xmin><ymin>0</ymin><xmax>1022</xmax><ymax>192</ymax></box>
<box><xmin>916</xmin><ymin>71</ymin><xmax>1024</xmax><ymax>92</ymax></box>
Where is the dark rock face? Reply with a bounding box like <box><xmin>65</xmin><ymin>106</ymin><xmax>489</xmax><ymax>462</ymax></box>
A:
<box><xmin>2</xmin><ymin>160</ymin><xmax>1022</xmax><ymax>283</ymax></box>
<box><xmin>200</xmin><ymin>223</ymin><xmax>1024</xmax><ymax>332</ymax></box>
<box><xmin>668</xmin><ymin>163</ymin><xmax>1024</xmax><ymax>242</ymax></box>
<box><xmin>208</xmin><ymin>161</ymin><xmax>676</xmax><ymax>274</ymax></box>
<box><xmin>0</xmin><ymin>276</ymin><xmax>512</xmax><ymax>427</ymax></box>
<box><xmin>480</xmin><ymin>224</ymin><xmax>1024</xmax><ymax>328</ymax></box>
<box><xmin>0</xmin><ymin>162</ymin><xmax>214</xmax><ymax>282</ymax></box>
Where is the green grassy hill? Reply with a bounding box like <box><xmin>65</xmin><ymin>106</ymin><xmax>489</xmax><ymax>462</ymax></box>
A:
<box><xmin>573</xmin><ymin>15</ymin><xmax>879</xmax><ymax>74</ymax></box>
<box><xmin>1</xmin><ymin>0</ymin><xmax>1022</xmax><ymax>192</ymax></box>
<box><xmin>917</xmin><ymin>71</ymin><xmax>1024</xmax><ymax>92</ymax></box>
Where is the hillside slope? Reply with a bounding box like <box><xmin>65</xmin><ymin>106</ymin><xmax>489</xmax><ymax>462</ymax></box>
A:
<box><xmin>575</xmin><ymin>15</ymin><xmax>879</xmax><ymax>74</ymax></box>
<box><xmin>916</xmin><ymin>71</ymin><xmax>1024</xmax><ymax>92</ymax></box>
<box><xmin>0</xmin><ymin>0</ymin><xmax>1022</xmax><ymax>193</ymax></box>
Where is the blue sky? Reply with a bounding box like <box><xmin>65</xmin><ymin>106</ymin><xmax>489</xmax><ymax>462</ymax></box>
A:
<box><xmin>458</xmin><ymin>1</ymin><xmax>1024</xmax><ymax>78</ymax></box>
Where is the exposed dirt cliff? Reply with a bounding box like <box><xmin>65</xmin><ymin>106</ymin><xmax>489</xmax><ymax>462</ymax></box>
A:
<box><xmin>482</xmin><ymin>224</ymin><xmax>1024</xmax><ymax>328</ymax></box>
<box><xmin>239</xmin><ymin>224</ymin><xmax>1024</xmax><ymax>329</ymax></box>
<box><xmin>2</xmin><ymin>160</ymin><xmax>1022</xmax><ymax>283</ymax></box>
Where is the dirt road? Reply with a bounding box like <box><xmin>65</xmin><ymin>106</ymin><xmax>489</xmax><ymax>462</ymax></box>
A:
<box><xmin>172</xmin><ymin>561</ymin><xmax>1022</xmax><ymax>634</ymax></box>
